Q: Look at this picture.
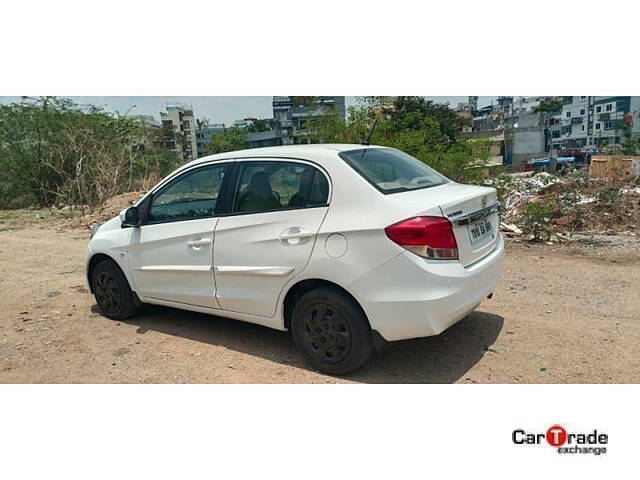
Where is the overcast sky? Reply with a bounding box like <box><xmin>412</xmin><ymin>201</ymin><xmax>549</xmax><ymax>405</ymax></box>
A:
<box><xmin>0</xmin><ymin>96</ymin><xmax>499</xmax><ymax>125</ymax></box>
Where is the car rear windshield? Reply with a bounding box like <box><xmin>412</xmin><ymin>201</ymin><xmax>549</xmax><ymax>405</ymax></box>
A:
<box><xmin>339</xmin><ymin>148</ymin><xmax>448</xmax><ymax>194</ymax></box>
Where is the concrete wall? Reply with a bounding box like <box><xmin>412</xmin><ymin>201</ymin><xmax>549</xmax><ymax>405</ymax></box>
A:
<box><xmin>511</xmin><ymin>128</ymin><xmax>546</xmax><ymax>170</ymax></box>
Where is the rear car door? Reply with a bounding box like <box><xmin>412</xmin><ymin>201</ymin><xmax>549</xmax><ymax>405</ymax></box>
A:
<box><xmin>213</xmin><ymin>159</ymin><xmax>330</xmax><ymax>317</ymax></box>
<box><xmin>127</xmin><ymin>162</ymin><xmax>231</xmax><ymax>308</ymax></box>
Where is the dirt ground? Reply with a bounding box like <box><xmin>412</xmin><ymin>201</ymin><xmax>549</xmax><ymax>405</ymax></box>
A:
<box><xmin>1</xmin><ymin>220</ymin><xmax>639</xmax><ymax>384</ymax></box>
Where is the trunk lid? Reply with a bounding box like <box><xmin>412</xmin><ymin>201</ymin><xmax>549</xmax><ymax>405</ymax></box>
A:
<box><xmin>384</xmin><ymin>182</ymin><xmax>500</xmax><ymax>267</ymax></box>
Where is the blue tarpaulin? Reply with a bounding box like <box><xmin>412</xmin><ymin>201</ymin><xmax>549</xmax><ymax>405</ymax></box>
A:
<box><xmin>527</xmin><ymin>157</ymin><xmax>576</xmax><ymax>165</ymax></box>
<box><xmin>555</xmin><ymin>156</ymin><xmax>576</xmax><ymax>164</ymax></box>
<box><xmin>527</xmin><ymin>158</ymin><xmax>550</xmax><ymax>165</ymax></box>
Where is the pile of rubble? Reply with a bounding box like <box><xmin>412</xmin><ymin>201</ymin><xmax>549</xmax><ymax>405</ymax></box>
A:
<box><xmin>487</xmin><ymin>171</ymin><xmax>640</xmax><ymax>244</ymax></box>
<box><xmin>75</xmin><ymin>191</ymin><xmax>144</xmax><ymax>230</ymax></box>
<box><xmin>486</xmin><ymin>172</ymin><xmax>562</xmax><ymax>222</ymax></box>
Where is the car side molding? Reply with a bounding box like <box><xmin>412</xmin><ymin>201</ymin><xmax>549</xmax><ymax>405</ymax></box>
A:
<box><xmin>214</xmin><ymin>266</ymin><xmax>295</xmax><ymax>277</ymax></box>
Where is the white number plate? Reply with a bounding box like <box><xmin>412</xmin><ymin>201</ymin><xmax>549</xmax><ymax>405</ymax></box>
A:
<box><xmin>468</xmin><ymin>218</ymin><xmax>493</xmax><ymax>245</ymax></box>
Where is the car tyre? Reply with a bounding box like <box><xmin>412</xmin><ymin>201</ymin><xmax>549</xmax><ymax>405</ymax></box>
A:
<box><xmin>91</xmin><ymin>259</ymin><xmax>139</xmax><ymax>320</ymax></box>
<box><xmin>291</xmin><ymin>286</ymin><xmax>373</xmax><ymax>375</ymax></box>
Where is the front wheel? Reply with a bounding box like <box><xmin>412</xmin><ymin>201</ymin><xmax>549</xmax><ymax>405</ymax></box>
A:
<box><xmin>91</xmin><ymin>259</ymin><xmax>139</xmax><ymax>320</ymax></box>
<box><xmin>291</xmin><ymin>286</ymin><xmax>373</xmax><ymax>375</ymax></box>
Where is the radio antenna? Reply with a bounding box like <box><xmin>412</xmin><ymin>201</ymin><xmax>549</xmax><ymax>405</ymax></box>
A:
<box><xmin>362</xmin><ymin>118</ymin><xmax>378</xmax><ymax>146</ymax></box>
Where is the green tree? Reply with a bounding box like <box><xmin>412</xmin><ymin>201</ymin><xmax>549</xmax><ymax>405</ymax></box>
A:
<box><xmin>0</xmin><ymin>96</ymin><xmax>79</xmax><ymax>205</ymax></box>
<box><xmin>204</xmin><ymin>128</ymin><xmax>247</xmax><ymax>155</ymax></box>
<box><xmin>247</xmin><ymin>118</ymin><xmax>276</xmax><ymax>133</ymax></box>
<box><xmin>534</xmin><ymin>100</ymin><xmax>563</xmax><ymax>113</ymax></box>
<box><xmin>620</xmin><ymin>125</ymin><xmax>639</xmax><ymax>155</ymax></box>
<box><xmin>305</xmin><ymin>97</ymin><xmax>490</xmax><ymax>183</ymax></box>
<box><xmin>0</xmin><ymin>96</ymin><xmax>179</xmax><ymax>210</ymax></box>
<box><xmin>370</xmin><ymin>96</ymin><xmax>466</xmax><ymax>142</ymax></box>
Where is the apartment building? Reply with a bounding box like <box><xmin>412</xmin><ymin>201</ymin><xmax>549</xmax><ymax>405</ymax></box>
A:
<box><xmin>195</xmin><ymin>122</ymin><xmax>226</xmax><ymax>157</ymax></box>
<box><xmin>550</xmin><ymin>96</ymin><xmax>590</xmax><ymax>149</ymax></box>
<box><xmin>551</xmin><ymin>96</ymin><xmax>640</xmax><ymax>150</ymax></box>
<box><xmin>232</xmin><ymin>117</ymin><xmax>257</xmax><ymax>129</ymax></box>
<box><xmin>590</xmin><ymin>96</ymin><xmax>640</xmax><ymax>148</ymax></box>
<box><xmin>126</xmin><ymin>115</ymin><xmax>161</xmax><ymax>153</ymax></box>
<box><xmin>512</xmin><ymin>96</ymin><xmax>557</xmax><ymax>115</ymax></box>
<box><xmin>160</xmin><ymin>104</ymin><xmax>198</xmax><ymax>161</ymax></box>
<box><xmin>128</xmin><ymin>114</ymin><xmax>161</xmax><ymax>131</ymax></box>
<box><xmin>271</xmin><ymin>96</ymin><xmax>346</xmax><ymax>144</ymax></box>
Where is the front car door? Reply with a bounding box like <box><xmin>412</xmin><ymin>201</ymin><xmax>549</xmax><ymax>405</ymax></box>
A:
<box><xmin>213</xmin><ymin>159</ymin><xmax>331</xmax><ymax>317</ymax></box>
<box><xmin>127</xmin><ymin>161</ymin><xmax>231</xmax><ymax>308</ymax></box>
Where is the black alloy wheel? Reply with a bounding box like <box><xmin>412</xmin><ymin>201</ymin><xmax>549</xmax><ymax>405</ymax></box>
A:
<box><xmin>91</xmin><ymin>259</ymin><xmax>139</xmax><ymax>320</ymax></box>
<box><xmin>94</xmin><ymin>270</ymin><xmax>122</xmax><ymax>316</ymax></box>
<box><xmin>300</xmin><ymin>303</ymin><xmax>352</xmax><ymax>365</ymax></box>
<box><xmin>291</xmin><ymin>286</ymin><xmax>374</xmax><ymax>375</ymax></box>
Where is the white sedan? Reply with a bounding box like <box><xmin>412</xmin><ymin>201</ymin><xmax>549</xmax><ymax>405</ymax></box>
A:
<box><xmin>86</xmin><ymin>144</ymin><xmax>503</xmax><ymax>374</ymax></box>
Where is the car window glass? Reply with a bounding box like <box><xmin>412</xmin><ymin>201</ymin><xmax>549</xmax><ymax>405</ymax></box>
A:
<box><xmin>340</xmin><ymin>148</ymin><xmax>448</xmax><ymax>194</ymax></box>
<box><xmin>148</xmin><ymin>164</ymin><xmax>227</xmax><ymax>223</ymax></box>
<box><xmin>233</xmin><ymin>161</ymin><xmax>328</xmax><ymax>214</ymax></box>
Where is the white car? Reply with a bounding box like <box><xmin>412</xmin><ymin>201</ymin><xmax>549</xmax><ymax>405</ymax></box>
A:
<box><xmin>86</xmin><ymin>144</ymin><xmax>503</xmax><ymax>374</ymax></box>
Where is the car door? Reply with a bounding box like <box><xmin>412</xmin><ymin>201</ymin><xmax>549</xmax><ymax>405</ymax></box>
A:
<box><xmin>127</xmin><ymin>162</ymin><xmax>231</xmax><ymax>308</ymax></box>
<box><xmin>213</xmin><ymin>159</ymin><xmax>331</xmax><ymax>317</ymax></box>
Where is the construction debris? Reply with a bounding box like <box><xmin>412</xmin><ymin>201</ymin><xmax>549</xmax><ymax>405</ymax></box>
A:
<box><xmin>500</xmin><ymin>222</ymin><xmax>522</xmax><ymax>235</ymax></box>
<box><xmin>75</xmin><ymin>191</ymin><xmax>144</xmax><ymax>230</ymax></box>
<box><xmin>487</xmin><ymin>170</ymin><xmax>640</xmax><ymax>244</ymax></box>
<box><xmin>486</xmin><ymin>172</ymin><xmax>562</xmax><ymax>223</ymax></box>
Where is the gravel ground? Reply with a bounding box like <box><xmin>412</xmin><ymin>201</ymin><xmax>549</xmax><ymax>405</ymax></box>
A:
<box><xmin>0</xmin><ymin>223</ymin><xmax>638</xmax><ymax>383</ymax></box>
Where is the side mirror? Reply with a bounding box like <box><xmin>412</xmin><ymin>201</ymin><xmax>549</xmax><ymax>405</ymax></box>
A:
<box><xmin>120</xmin><ymin>206</ymin><xmax>140</xmax><ymax>228</ymax></box>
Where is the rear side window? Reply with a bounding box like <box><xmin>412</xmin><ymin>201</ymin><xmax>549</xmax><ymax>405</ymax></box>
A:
<box><xmin>232</xmin><ymin>161</ymin><xmax>329</xmax><ymax>214</ymax></box>
<box><xmin>339</xmin><ymin>148</ymin><xmax>448</xmax><ymax>194</ymax></box>
<box><xmin>148</xmin><ymin>164</ymin><xmax>228</xmax><ymax>223</ymax></box>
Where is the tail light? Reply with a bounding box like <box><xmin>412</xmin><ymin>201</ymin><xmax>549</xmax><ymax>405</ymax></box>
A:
<box><xmin>385</xmin><ymin>216</ymin><xmax>458</xmax><ymax>260</ymax></box>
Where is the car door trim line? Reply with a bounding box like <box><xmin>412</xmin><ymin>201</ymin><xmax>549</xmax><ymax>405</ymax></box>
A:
<box><xmin>214</xmin><ymin>265</ymin><xmax>295</xmax><ymax>277</ymax></box>
<box><xmin>134</xmin><ymin>265</ymin><xmax>213</xmax><ymax>272</ymax></box>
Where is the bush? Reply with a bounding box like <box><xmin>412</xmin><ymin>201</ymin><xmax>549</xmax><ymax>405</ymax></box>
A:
<box><xmin>305</xmin><ymin>97</ymin><xmax>491</xmax><ymax>185</ymax></box>
<box><xmin>594</xmin><ymin>186</ymin><xmax>621</xmax><ymax>213</ymax></box>
<box><xmin>0</xmin><ymin>97</ymin><xmax>180</xmax><ymax>212</ymax></box>
<box><xmin>519</xmin><ymin>200</ymin><xmax>556</xmax><ymax>241</ymax></box>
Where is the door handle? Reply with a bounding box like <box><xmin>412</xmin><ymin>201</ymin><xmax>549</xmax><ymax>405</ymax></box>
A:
<box><xmin>187</xmin><ymin>238</ymin><xmax>212</xmax><ymax>249</ymax></box>
<box><xmin>279</xmin><ymin>228</ymin><xmax>313</xmax><ymax>245</ymax></box>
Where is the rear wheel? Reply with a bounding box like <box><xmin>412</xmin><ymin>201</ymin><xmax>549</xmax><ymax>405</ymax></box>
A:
<box><xmin>291</xmin><ymin>286</ymin><xmax>373</xmax><ymax>375</ymax></box>
<box><xmin>91</xmin><ymin>259</ymin><xmax>139</xmax><ymax>320</ymax></box>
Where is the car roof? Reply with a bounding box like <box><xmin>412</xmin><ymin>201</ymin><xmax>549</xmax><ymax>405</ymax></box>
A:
<box><xmin>184</xmin><ymin>144</ymin><xmax>389</xmax><ymax>169</ymax></box>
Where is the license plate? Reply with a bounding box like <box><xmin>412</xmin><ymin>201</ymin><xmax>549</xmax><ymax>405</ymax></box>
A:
<box><xmin>468</xmin><ymin>218</ymin><xmax>493</xmax><ymax>245</ymax></box>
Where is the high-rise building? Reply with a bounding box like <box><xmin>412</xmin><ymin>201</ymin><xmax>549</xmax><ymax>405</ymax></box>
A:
<box><xmin>272</xmin><ymin>97</ymin><xmax>294</xmax><ymax>126</ymax></box>
<box><xmin>468</xmin><ymin>96</ymin><xmax>478</xmax><ymax>114</ymax></box>
<box><xmin>160</xmin><ymin>104</ymin><xmax>198</xmax><ymax>161</ymax></box>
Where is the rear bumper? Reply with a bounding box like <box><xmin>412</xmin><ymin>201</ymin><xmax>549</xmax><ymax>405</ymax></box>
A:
<box><xmin>349</xmin><ymin>235</ymin><xmax>504</xmax><ymax>342</ymax></box>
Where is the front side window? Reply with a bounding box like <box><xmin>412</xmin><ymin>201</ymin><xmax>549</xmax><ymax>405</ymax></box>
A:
<box><xmin>339</xmin><ymin>148</ymin><xmax>448</xmax><ymax>194</ymax></box>
<box><xmin>148</xmin><ymin>163</ymin><xmax>228</xmax><ymax>223</ymax></box>
<box><xmin>232</xmin><ymin>161</ymin><xmax>329</xmax><ymax>214</ymax></box>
